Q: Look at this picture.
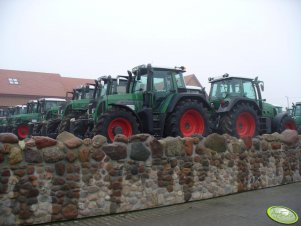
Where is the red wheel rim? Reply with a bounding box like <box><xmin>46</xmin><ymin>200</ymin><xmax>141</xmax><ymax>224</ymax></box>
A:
<box><xmin>180</xmin><ymin>109</ymin><xmax>205</xmax><ymax>136</ymax></box>
<box><xmin>108</xmin><ymin>117</ymin><xmax>132</xmax><ymax>141</ymax></box>
<box><xmin>17</xmin><ymin>124</ymin><xmax>29</xmax><ymax>139</ymax></box>
<box><xmin>284</xmin><ymin>121</ymin><xmax>296</xmax><ymax>130</ymax></box>
<box><xmin>236</xmin><ymin>112</ymin><xmax>256</xmax><ymax>137</ymax></box>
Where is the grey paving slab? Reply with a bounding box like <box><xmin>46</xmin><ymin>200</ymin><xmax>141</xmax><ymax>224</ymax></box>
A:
<box><xmin>46</xmin><ymin>182</ymin><xmax>301</xmax><ymax>226</ymax></box>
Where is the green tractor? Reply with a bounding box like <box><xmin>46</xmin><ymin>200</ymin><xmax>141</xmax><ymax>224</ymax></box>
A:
<box><xmin>292</xmin><ymin>102</ymin><xmax>301</xmax><ymax>134</ymax></box>
<box><xmin>92</xmin><ymin>64</ymin><xmax>211</xmax><ymax>142</ymax></box>
<box><xmin>31</xmin><ymin>98</ymin><xmax>66</xmax><ymax>137</ymax></box>
<box><xmin>208</xmin><ymin>74</ymin><xmax>296</xmax><ymax>137</ymax></box>
<box><xmin>3</xmin><ymin>103</ymin><xmax>36</xmax><ymax>139</ymax></box>
<box><xmin>0</xmin><ymin>108</ymin><xmax>9</xmax><ymax>133</ymax></box>
<box><xmin>75</xmin><ymin>75</ymin><xmax>129</xmax><ymax>138</ymax></box>
<box><xmin>58</xmin><ymin>83</ymin><xmax>97</xmax><ymax>135</ymax></box>
<box><xmin>10</xmin><ymin>101</ymin><xmax>39</xmax><ymax>139</ymax></box>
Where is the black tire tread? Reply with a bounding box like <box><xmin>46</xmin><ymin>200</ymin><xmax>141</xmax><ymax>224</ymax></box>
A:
<box><xmin>219</xmin><ymin>102</ymin><xmax>259</xmax><ymax>137</ymax></box>
<box><xmin>93</xmin><ymin>107</ymin><xmax>140</xmax><ymax>142</ymax></box>
<box><xmin>165</xmin><ymin>99</ymin><xmax>211</xmax><ymax>137</ymax></box>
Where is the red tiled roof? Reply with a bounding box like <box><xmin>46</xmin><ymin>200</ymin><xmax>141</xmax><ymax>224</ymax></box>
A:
<box><xmin>184</xmin><ymin>74</ymin><xmax>203</xmax><ymax>87</ymax></box>
<box><xmin>60</xmin><ymin>77</ymin><xmax>95</xmax><ymax>93</ymax></box>
<box><xmin>0</xmin><ymin>69</ymin><xmax>94</xmax><ymax>97</ymax></box>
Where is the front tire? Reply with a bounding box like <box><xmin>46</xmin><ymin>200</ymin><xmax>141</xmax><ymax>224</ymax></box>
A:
<box><xmin>94</xmin><ymin>108</ymin><xmax>140</xmax><ymax>142</ymax></box>
<box><xmin>165</xmin><ymin>100</ymin><xmax>211</xmax><ymax>137</ymax></box>
<box><xmin>220</xmin><ymin>103</ymin><xmax>259</xmax><ymax>138</ymax></box>
<box><xmin>15</xmin><ymin>123</ymin><xmax>30</xmax><ymax>139</ymax></box>
<box><xmin>58</xmin><ymin>117</ymin><xmax>71</xmax><ymax>134</ymax></box>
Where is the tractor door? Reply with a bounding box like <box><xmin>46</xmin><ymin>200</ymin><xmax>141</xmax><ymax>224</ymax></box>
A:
<box><xmin>151</xmin><ymin>69</ymin><xmax>174</xmax><ymax>112</ymax></box>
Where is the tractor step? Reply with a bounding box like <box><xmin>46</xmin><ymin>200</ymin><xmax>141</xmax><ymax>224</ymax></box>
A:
<box><xmin>259</xmin><ymin>117</ymin><xmax>272</xmax><ymax>134</ymax></box>
<box><xmin>152</xmin><ymin>113</ymin><xmax>162</xmax><ymax>138</ymax></box>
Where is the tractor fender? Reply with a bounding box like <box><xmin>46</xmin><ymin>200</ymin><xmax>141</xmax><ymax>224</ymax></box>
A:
<box><xmin>216</xmin><ymin>98</ymin><xmax>261</xmax><ymax>114</ymax></box>
<box><xmin>167</xmin><ymin>94</ymin><xmax>210</xmax><ymax>113</ymax></box>
<box><xmin>109</xmin><ymin>103</ymin><xmax>142</xmax><ymax>125</ymax></box>
<box><xmin>271</xmin><ymin>112</ymin><xmax>289</xmax><ymax>131</ymax></box>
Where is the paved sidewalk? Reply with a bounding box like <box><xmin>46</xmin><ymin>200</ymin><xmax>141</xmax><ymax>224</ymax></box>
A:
<box><xmin>47</xmin><ymin>182</ymin><xmax>301</xmax><ymax>226</ymax></box>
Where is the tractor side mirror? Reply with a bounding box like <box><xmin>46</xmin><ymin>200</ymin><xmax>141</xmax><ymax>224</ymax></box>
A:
<box><xmin>260</xmin><ymin>84</ymin><xmax>264</xmax><ymax>91</ymax></box>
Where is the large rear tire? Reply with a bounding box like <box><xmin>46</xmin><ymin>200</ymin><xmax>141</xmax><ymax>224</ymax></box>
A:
<box><xmin>275</xmin><ymin>115</ymin><xmax>297</xmax><ymax>133</ymax></box>
<box><xmin>165</xmin><ymin>100</ymin><xmax>211</xmax><ymax>137</ymax></box>
<box><xmin>220</xmin><ymin>103</ymin><xmax>259</xmax><ymax>138</ymax></box>
<box><xmin>94</xmin><ymin>108</ymin><xmax>140</xmax><ymax>142</ymax></box>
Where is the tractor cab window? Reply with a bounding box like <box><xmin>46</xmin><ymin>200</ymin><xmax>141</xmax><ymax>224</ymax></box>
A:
<box><xmin>175</xmin><ymin>73</ymin><xmax>185</xmax><ymax>88</ymax></box>
<box><xmin>116</xmin><ymin>80</ymin><xmax>127</xmax><ymax>94</ymax></box>
<box><xmin>228</xmin><ymin>79</ymin><xmax>241</xmax><ymax>96</ymax></box>
<box><xmin>85</xmin><ymin>89</ymin><xmax>94</xmax><ymax>99</ymax></box>
<box><xmin>45</xmin><ymin>101</ymin><xmax>56</xmax><ymax>110</ymax></box>
<box><xmin>152</xmin><ymin>70</ymin><xmax>173</xmax><ymax>92</ymax></box>
<box><xmin>21</xmin><ymin>107</ymin><xmax>27</xmax><ymax>114</ymax></box>
<box><xmin>96</xmin><ymin>83</ymin><xmax>107</xmax><ymax>98</ymax></box>
<box><xmin>44</xmin><ymin>101</ymin><xmax>64</xmax><ymax>111</ymax></box>
<box><xmin>242</xmin><ymin>81</ymin><xmax>256</xmax><ymax>99</ymax></box>
<box><xmin>73</xmin><ymin>89</ymin><xmax>81</xmax><ymax>100</ymax></box>
<box><xmin>294</xmin><ymin>105</ymin><xmax>301</xmax><ymax>116</ymax></box>
<box><xmin>210</xmin><ymin>81</ymin><xmax>228</xmax><ymax>100</ymax></box>
<box><xmin>111</xmin><ymin>79</ymin><xmax>127</xmax><ymax>94</ymax></box>
<box><xmin>133</xmin><ymin>74</ymin><xmax>147</xmax><ymax>92</ymax></box>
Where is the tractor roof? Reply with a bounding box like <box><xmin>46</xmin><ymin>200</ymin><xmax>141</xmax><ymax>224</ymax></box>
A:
<box><xmin>295</xmin><ymin>102</ymin><xmax>301</xmax><ymax>105</ymax></box>
<box><xmin>97</xmin><ymin>75</ymin><xmax>127</xmax><ymax>82</ymax></box>
<box><xmin>28</xmin><ymin>100</ymin><xmax>38</xmax><ymax>103</ymax></box>
<box><xmin>132</xmin><ymin>64</ymin><xmax>186</xmax><ymax>74</ymax></box>
<box><xmin>209</xmin><ymin>75</ymin><xmax>254</xmax><ymax>83</ymax></box>
<box><xmin>38</xmin><ymin>98</ymin><xmax>66</xmax><ymax>102</ymax></box>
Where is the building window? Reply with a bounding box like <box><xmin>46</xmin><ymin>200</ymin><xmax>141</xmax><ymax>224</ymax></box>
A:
<box><xmin>8</xmin><ymin>78</ymin><xmax>19</xmax><ymax>85</ymax></box>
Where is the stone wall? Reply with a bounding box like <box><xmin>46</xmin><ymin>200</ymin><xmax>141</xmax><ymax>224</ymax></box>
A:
<box><xmin>0</xmin><ymin>130</ymin><xmax>300</xmax><ymax>226</ymax></box>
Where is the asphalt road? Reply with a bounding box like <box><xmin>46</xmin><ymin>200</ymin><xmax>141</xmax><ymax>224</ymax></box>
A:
<box><xmin>47</xmin><ymin>182</ymin><xmax>301</xmax><ymax>226</ymax></box>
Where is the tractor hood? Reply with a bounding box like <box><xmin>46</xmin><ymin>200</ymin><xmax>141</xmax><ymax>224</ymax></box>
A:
<box><xmin>69</xmin><ymin>99</ymin><xmax>91</xmax><ymax>110</ymax></box>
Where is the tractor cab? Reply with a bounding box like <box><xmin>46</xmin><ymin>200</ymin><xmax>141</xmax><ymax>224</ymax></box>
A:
<box><xmin>30</xmin><ymin>98</ymin><xmax>66</xmax><ymax>137</ymax></box>
<box><xmin>130</xmin><ymin>64</ymin><xmax>188</xmax><ymax>111</ymax></box>
<box><xmin>209</xmin><ymin>74</ymin><xmax>259</xmax><ymax>110</ymax></box>
<box><xmin>37</xmin><ymin>98</ymin><xmax>66</xmax><ymax>120</ymax></box>
<box><xmin>74</xmin><ymin>84</ymin><xmax>96</xmax><ymax>100</ymax></box>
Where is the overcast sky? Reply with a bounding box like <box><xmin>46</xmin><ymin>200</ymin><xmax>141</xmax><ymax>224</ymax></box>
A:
<box><xmin>0</xmin><ymin>0</ymin><xmax>300</xmax><ymax>108</ymax></box>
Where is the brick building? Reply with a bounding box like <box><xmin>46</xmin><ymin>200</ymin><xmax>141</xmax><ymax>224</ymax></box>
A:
<box><xmin>0</xmin><ymin>69</ymin><xmax>94</xmax><ymax>108</ymax></box>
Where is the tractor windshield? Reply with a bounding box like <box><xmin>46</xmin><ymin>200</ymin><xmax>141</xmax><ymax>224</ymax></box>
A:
<box><xmin>27</xmin><ymin>102</ymin><xmax>38</xmax><ymax>113</ymax></box>
<box><xmin>210</xmin><ymin>81</ymin><xmax>229</xmax><ymax>100</ymax></box>
<box><xmin>133</xmin><ymin>74</ymin><xmax>147</xmax><ymax>92</ymax></box>
<box><xmin>45</xmin><ymin>101</ymin><xmax>65</xmax><ymax>111</ymax></box>
<box><xmin>85</xmin><ymin>88</ymin><xmax>95</xmax><ymax>99</ymax></box>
